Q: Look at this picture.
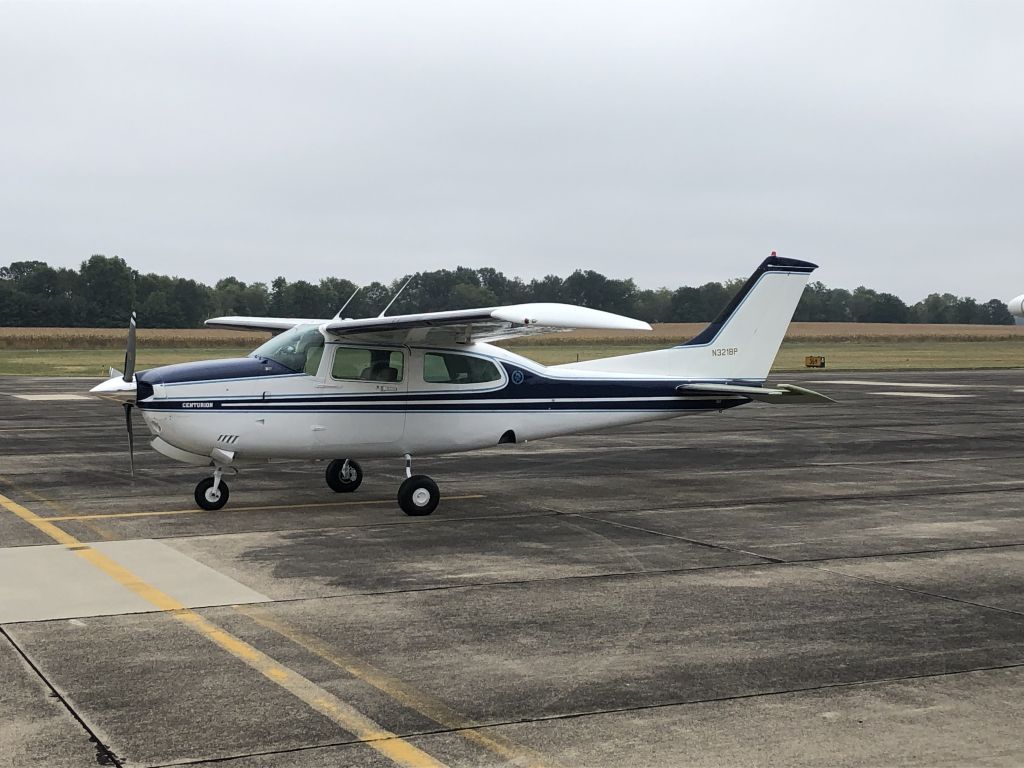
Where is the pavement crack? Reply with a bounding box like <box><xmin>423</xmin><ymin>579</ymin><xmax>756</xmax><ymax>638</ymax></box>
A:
<box><xmin>146</xmin><ymin>662</ymin><xmax>1024</xmax><ymax>768</ymax></box>
<box><xmin>126</xmin><ymin>510</ymin><xmax>562</xmax><ymax>544</ymax></box>
<box><xmin>776</xmin><ymin>540</ymin><xmax>1024</xmax><ymax>564</ymax></box>
<box><xmin>800</xmin><ymin>564</ymin><xmax>1024</xmax><ymax>620</ymax></box>
<box><xmin>144</xmin><ymin>738</ymin><xmax>399</xmax><ymax>768</ymax></box>
<box><xmin>480</xmin><ymin>661</ymin><xmax>1024</xmax><ymax>728</ymax></box>
<box><xmin>0</xmin><ymin>626</ymin><xmax>124</xmax><ymax>768</ymax></box>
<box><xmin>569</xmin><ymin>513</ymin><xmax>782</xmax><ymax>562</ymax></box>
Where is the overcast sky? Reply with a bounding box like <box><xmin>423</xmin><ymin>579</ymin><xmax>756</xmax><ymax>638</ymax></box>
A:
<box><xmin>1</xmin><ymin>0</ymin><xmax>1021</xmax><ymax>302</ymax></box>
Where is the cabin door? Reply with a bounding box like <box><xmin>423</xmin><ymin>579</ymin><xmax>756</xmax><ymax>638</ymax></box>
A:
<box><xmin>318</xmin><ymin>344</ymin><xmax>408</xmax><ymax>446</ymax></box>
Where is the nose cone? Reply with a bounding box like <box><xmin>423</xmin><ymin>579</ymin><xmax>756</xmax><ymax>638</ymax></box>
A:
<box><xmin>1008</xmin><ymin>295</ymin><xmax>1024</xmax><ymax>318</ymax></box>
<box><xmin>90</xmin><ymin>375</ymin><xmax>137</xmax><ymax>403</ymax></box>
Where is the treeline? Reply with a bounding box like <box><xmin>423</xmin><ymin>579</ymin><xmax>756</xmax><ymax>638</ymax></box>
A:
<box><xmin>0</xmin><ymin>255</ymin><xmax>1013</xmax><ymax>327</ymax></box>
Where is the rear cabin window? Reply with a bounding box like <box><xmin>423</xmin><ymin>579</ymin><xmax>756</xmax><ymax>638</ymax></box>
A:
<box><xmin>423</xmin><ymin>353</ymin><xmax>501</xmax><ymax>385</ymax></box>
<box><xmin>332</xmin><ymin>348</ymin><xmax>404</xmax><ymax>382</ymax></box>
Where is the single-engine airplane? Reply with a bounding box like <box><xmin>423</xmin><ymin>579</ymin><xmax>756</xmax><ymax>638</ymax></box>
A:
<box><xmin>91</xmin><ymin>253</ymin><xmax>832</xmax><ymax>516</ymax></box>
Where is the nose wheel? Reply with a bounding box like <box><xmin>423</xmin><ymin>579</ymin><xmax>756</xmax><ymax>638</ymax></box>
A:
<box><xmin>195</xmin><ymin>473</ymin><xmax>229</xmax><ymax>511</ymax></box>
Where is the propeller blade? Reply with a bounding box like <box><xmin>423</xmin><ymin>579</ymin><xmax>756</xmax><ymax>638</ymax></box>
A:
<box><xmin>123</xmin><ymin>402</ymin><xmax>135</xmax><ymax>478</ymax></box>
<box><xmin>123</xmin><ymin>312</ymin><xmax>137</xmax><ymax>383</ymax></box>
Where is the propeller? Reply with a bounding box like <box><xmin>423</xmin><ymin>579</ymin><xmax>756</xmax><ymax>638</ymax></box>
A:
<box><xmin>122</xmin><ymin>312</ymin><xmax>137</xmax><ymax>477</ymax></box>
<box><xmin>124</xmin><ymin>399</ymin><xmax>135</xmax><ymax>478</ymax></box>
<box><xmin>123</xmin><ymin>311</ymin><xmax>137</xmax><ymax>382</ymax></box>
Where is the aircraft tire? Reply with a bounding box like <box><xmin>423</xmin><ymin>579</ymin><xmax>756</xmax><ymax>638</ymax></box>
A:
<box><xmin>195</xmin><ymin>477</ymin><xmax>229</xmax><ymax>511</ymax></box>
<box><xmin>398</xmin><ymin>475</ymin><xmax>439</xmax><ymax>516</ymax></box>
<box><xmin>326</xmin><ymin>459</ymin><xmax>363</xmax><ymax>492</ymax></box>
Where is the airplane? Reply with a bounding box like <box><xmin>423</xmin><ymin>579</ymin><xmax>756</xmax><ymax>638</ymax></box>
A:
<box><xmin>91</xmin><ymin>253</ymin><xmax>832</xmax><ymax>516</ymax></box>
<box><xmin>1007</xmin><ymin>293</ymin><xmax>1024</xmax><ymax>324</ymax></box>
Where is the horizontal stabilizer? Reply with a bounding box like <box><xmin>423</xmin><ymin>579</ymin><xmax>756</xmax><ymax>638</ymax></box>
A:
<box><xmin>676</xmin><ymin>382</ymin><xmax>835</xmax><ymax>404</ymax></box>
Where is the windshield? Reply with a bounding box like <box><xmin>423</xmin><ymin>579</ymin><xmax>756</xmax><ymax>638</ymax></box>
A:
<box><xmin>250</xmin><ymin>324</ymin><xmax>325</xmax><ymax>374</ymax></box>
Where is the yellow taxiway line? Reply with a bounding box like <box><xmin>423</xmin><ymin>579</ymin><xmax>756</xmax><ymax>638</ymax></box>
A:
<box><xmin>0</xmin><ymin>490</ymin><xmax>446</xmax><ymax>768</ymax></box>
<box><xmin>0</xmin><ymin>474</ymin><xmax>118</xmax><ymax>541</ymax></box>
<box><xmin>40</xmin><ymin>495</ymin><xmax>486</xmax><ymax>522</ymax></box>
<box><xmin>239</xmin><ymin>604</ymin><xmax>553</xmax><ymax>768</ymax></box>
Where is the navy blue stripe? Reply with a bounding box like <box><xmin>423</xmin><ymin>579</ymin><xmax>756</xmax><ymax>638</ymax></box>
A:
<box><xmin>136</xmin><ymin>363</ymin><xmax>760</xmax><ymax>413</ymax></box>
<box><xmin>139</xmin><ymin>398</ymin><xmax>746</xmax><ymax>414</ymax></box>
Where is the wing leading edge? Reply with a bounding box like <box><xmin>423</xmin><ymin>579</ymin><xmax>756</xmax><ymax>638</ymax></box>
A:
<box><xmin>206</xmin><ymin>304</ymin><xmax>650</xmax><ymax>342</ymax></box>
<box><xmin>322</xmin><ymin>303</ymin><xmax>651</xmax><ymax>342</ymax></box>
<box><xmin>205</xmin><ymin>316</ymin><xmax>328</xmax><ymax>333</ymax></box>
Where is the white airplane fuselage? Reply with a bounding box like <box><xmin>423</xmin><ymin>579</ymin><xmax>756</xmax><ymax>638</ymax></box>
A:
<box><xmin>89</xmin><ymin>253</ymin><xmax>822</xmax><ymax>515</ymax></box>
<box><xmin>135</xmin><ymin>341</ymin><xmax>746</xmax><ymax>464</ymax></box>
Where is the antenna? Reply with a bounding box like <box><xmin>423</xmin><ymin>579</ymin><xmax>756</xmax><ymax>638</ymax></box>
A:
<box><xmin>332</xmin><ymin>286</ymin><xmax>361</xmax><ymax>320</ymax></box>
<box><xmin>378</xmin><ymin>276</ymin><xmax>414</xmax><ymax>318</ymax></box>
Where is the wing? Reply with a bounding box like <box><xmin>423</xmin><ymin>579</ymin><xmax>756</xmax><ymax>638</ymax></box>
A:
<box><xmin>205</xmin><ymin>316</ymin><xmax>330</xmax><ymax>333</ymax></box>
<box><xmin>321</xmin><ymin>303</ymin><xmax>652</xmax><ymax>344</ymax></box>
<box><xmin>676</xmin><ymin>382</ymin><xmax>835</xmax><ymax>404</ymax></box>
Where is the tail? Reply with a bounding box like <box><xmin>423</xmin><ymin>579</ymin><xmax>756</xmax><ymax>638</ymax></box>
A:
<box><xmin>556</xmin><ymin>253</ymin><xmax>816</xmax><ymax>382</ymax></box>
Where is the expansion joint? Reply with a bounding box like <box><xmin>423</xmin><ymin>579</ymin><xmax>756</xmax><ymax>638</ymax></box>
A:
<box><xmin>0</xmin><ymin>626</ymin><xmax>124</xmax><ymax>767</ymax></box>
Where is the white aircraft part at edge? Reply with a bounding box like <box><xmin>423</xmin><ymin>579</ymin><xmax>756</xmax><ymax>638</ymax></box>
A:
<box><xmin>1007</xmin><ymin>294</ymin><xmax>1024</xmax><ymax>318</ymax></box>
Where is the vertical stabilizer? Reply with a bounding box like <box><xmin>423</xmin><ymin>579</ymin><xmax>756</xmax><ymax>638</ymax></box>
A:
<box><xmin>556</xmin><ymin>254</ymin><xmax>816</xmax><ymax>381</ymax></box>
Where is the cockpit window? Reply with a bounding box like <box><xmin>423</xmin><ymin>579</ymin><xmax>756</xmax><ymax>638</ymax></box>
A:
<box><xmin>250</xmin><ymin>324</ymin><xmax>325</xmax><ymax>374</ymax></box>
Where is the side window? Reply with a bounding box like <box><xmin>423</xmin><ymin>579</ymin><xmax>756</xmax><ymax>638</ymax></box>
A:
<box><xmin>303</xmin><ymin>346</ymin><xmax>324</xmax><ymax>376</ymax></box>
<box><xmin>423</xmin><ymin>353</ymin><xmax>500</xmax><ymax>384</ymax></box>
<box><xmin>332</xmin><ymin>348</ymin><xmax>404</xmax><ymax>382</ymax></box>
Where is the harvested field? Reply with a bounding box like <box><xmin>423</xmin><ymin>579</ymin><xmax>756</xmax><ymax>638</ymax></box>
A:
<box><xmin>0</xmin><ymin>348</ymin><xmax>255</xmax><ymax>377</ymax></box>
<box><xmin>500</xmin><ymin>322</ymin><xmax>1024</xmax><ymax>368</ymax></box>
<box><xmin>781</xmin><ymin>322</ymin><xmax>1024</xmax><ymax>341</ymax></box>
<box><xmin>505</xmin><ymin>340</ymin><xmax>1024</xmax><ymax>370</ymax></box>
<box><xmin>505</xmin><ymin>322</ymin><xmax>1024</xmax><ymax>346</ymax></box>
<box><xmin>0</xmin><ymin>327</ymin><xmax>270</xmax><ymax>349</ymax></box>
<box><xmin>2</xmin><ymin>323</ymin><xmax>1024</xmax><ymax>375</ymax></box>
<box><xmin>3</xmin><ymin>323</ymin><xmax>1022</xmax><ymax>351</ymax></box>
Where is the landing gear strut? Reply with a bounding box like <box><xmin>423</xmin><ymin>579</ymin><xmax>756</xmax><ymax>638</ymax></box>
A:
<box><xmin>397</xmin><ymin>453</ymin><xmax>439</xmax><ymax>516</ymax></box>
<box><xmin>326</xmin><ymin>458</ymin><xmax>363</xmax><ymax>492</ymax></box>
<box><xmin>195</xmin><ymin>467</ymin><xmax>229</xmax><ymax>511</ymax></box>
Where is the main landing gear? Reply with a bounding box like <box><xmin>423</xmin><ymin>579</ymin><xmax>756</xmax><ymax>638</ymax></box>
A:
<box><xmin>192</xmin><ymin>454</ymin><xmax>440</xmax><ymax>516</ymax></box>
<box><xmin>397</xmin><ymin>453</ymin><xmax>440</xmax><ymax>516</ymax></box>
<box><xmin>325</xmin><ymin>458</ymin><xmax>363</xmax><ymax>492</ymax></box>
<box><xmin>326</xmin><ymin>453</ymin><xmax>440</xmax><ymax>516</ymax></box>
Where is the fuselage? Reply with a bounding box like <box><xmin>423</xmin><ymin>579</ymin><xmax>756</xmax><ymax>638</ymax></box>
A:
<box><xmin>134</xmin><ymin>339</ymin><xmax>750</xmax><ymax>464</ymax></box>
